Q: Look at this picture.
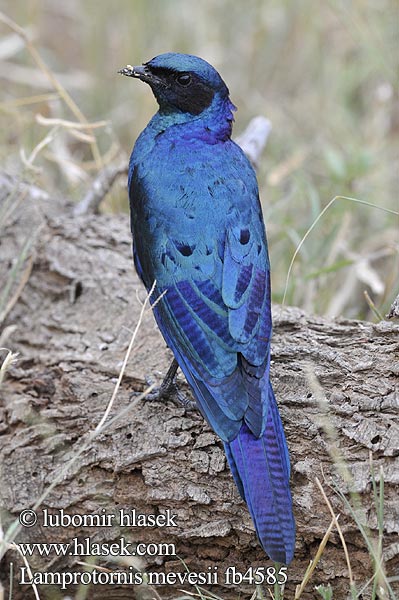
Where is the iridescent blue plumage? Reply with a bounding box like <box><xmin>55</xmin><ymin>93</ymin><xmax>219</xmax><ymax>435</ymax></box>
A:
<box><xmin>123</xmin><ymin>52</ymin><xmax>295</xmax><ymax>563</ymax></box>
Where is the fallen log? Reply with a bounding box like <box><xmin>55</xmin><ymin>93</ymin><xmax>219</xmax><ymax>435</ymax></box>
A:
<box><xmin>0</xmin><ymin>179</ymin><xmax>398</xmax><ymax>600</ymax></box>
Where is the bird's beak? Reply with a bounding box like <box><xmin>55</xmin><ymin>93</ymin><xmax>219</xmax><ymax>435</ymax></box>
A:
<box><xmin>118</xmin><ymin>64</ymin><xmax>167</xmax><ymax>87</ymax></box>
<box><xmin>118</xmin><ymin>64</ymin><xmax>146</xmax><ymax>79</ymax></box>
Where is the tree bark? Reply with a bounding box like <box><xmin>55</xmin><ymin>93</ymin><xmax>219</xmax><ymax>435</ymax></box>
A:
<box><xmin>0</xmin><ymin>181</ymin><xmax>398</xmax><ymax>600</ymax></box>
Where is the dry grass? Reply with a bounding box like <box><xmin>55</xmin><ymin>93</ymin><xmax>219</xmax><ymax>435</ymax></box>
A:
<box><xmin>0</xmin><ymin>0</ymin><xmax>397</xmax><ymax>319</ymax></box>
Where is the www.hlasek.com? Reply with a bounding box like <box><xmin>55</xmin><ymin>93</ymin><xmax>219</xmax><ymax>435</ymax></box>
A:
<box><xmin>17</xmin><ymin>537</ymin><xmax>175</xmax><ymax>558</ymax></box>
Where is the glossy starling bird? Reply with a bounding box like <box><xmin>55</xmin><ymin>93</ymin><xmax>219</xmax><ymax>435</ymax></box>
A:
<box><xmin>120</xmin><ymin>53</ymin><xmax>295</xmax><ymax>563</ymax></box>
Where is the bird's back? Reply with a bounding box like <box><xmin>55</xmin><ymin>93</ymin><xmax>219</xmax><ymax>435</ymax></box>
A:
<box><xmin>129</xmin><ymin>121</ymin><xmax>263</xmax><ymax>291</ymax></box>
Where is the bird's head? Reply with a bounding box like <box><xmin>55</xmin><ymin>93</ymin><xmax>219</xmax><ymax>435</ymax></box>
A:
<box><xmin>119</xmin><ymin>52</ymin><xmax>234</xmax><ymax>119</ymax></box>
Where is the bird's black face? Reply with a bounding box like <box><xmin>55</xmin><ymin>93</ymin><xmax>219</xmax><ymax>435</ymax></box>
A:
<box><xmin>119</xmin><ymin>63</ymin><xmax>217</xmax><ymax>116</ymax></box>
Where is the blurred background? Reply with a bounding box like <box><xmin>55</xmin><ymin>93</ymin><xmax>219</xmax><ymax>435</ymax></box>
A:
<box><xmin>1</xmin><ymin>0</ymin><xmax>398</xmax><ymax>319</ymax></box>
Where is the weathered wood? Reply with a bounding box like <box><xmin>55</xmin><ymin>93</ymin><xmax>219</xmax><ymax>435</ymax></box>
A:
<box><xmin>0</xmin><ymin>183</ymin><xmax>398</xmax><ymax>600</ymax></box>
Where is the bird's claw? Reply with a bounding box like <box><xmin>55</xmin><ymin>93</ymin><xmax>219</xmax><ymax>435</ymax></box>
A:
<box><xmin>142</xmin><ymin>381</ymin><xmax>196</xmax><ymax>410</ymax></box>
<box><xmin>131</xmin><ymin>360</ymin><xmax>197</xmax><ymax>410</ymax></box>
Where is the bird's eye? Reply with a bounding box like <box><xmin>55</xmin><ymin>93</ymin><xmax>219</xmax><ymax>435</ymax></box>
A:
<box><xmin>176</xmin><ymin>73</ymin><xmax>192</xmax><ymax>86</ymax></box>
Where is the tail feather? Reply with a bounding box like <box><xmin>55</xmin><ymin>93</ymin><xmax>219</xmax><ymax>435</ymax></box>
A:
<box><xmin>224</xmin><ymin>382</ymin><xmax>295</xmax><ymax>564</ymax></box>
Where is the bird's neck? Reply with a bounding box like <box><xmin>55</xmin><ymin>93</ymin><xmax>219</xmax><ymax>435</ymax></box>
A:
<box><xmin>152</xmin><ymin>94</ymin><xmax>236</xmax><ymax>143</ymax></box>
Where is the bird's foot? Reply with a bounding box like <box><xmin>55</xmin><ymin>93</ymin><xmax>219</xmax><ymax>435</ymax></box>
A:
<box><xmin>143</xmin><ymin>379</ymin><xmax>195</xmax><ymax>409</ymax></box>
<box><xmin>135</xmin><ymin>358</ymin><xmax>197</xmax><ymax>410</ymax></box>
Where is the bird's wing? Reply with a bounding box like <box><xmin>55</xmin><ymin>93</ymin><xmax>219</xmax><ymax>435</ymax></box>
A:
<box><xmin>221</xmin><ymin>209</ymin><xmax>273</xmax><ymax>436</ymax></box>
<box><xmin>130</xmin><ymin>142</ymin><xmax>272</xmax><ymax>441</ymax></box>
<box><xmin>152</xmin><ymin>258</ymin><xmax>249</xmax><ymax>440</ymax></box>
<box><xmin>221</xmin><ymin>207</ymin><xmax>271</xmax><ymax>370</ymax></box>
<box><xmin>149</xmin><ymin>189</ymin><xmax>272</xmax><ymax>442</ymax></box>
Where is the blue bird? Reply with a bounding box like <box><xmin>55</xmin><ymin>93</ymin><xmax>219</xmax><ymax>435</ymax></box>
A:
<box><xmin>119</xmin><ymin>53</ymin><xmax>295</xmax><ymax>564</ymax></box>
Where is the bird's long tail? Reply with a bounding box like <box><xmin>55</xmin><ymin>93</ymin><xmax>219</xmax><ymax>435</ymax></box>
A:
<box><xmin>224</xmin><ymin>382</ymin><xmax>295</xmax><ymax>564</ymax></box>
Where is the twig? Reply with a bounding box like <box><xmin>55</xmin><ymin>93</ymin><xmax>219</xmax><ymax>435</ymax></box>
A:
<box><xmin>73</xmin><ymin>160</ymin><xmax>128</xmax><ymax>216</ymax></box>
<box><xmin>0</xmin><ymin>348</ymin><xmax>19</xmax><ymax>387</ymax></box>
<box><xmin>294</xmin><ymin>515</ymin><xmax>337</xmax><ymax>599</ymax></box>
<box><xmin>19</xmin><ymin>128</ymin><xmax>58</xmax><ymax>172</ymax></box>
<box><xmin>7</xmin><ymin>543</ymin><xmax>41</xmax><ymax>599</ymax></box>
<box><xmin>94</xmin><ymin>280</ymin><xmax>157</xmax><ymax>433</ymax></box>
<box><xmin>235</xmin><ymin>116</ymin><xmax>272</xmax><ymax>168</ymax></box>
<box><xmin>315</xmin><ymin>477</ymin><xmax>355</xmax><ymax>588</ymax></box>
<box><xmin>36</xmin><ymin>114</ymin><xmax>109</xmax><ymax>130</ymax></box>
<box><xmin>363</xmin><ymin>290</ymin><xmax>384</xmax><ymax>321</ymax></box>
<box><xmin>0</xmin><ymin>92</ymin><xmax>59</xmax><ymax>109</ymax></box>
